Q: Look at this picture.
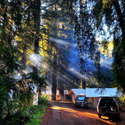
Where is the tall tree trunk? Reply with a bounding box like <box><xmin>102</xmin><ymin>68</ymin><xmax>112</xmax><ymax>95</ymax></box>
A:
<box><xmin>59</xmin><ymin>60</ymin><xmax>64</xmax><ymax>100</ymax></box>
<box><xmin>82</xmin><ymin>77</ymin><xmax>86</xmax><ymax>89</ymax></box>
<box><xmin>45</xmin><ymin>69</ymin><xmax>47</xmax><ymax>94</ymax></box>
<box><xmin>59</xmin><ymin>81</ymin><xmax>64</xmax><ymax>100</ymax></box>
<box><xmin>33</xmin><ymin>0</ymin><xmax>41</xmax><ymax>95</ymax></box>
<box><xmin>33</xmin><ymin>0</ymin><xmax>40</xmax><ymax>53</ymax></box>
<box><xmin>52</xmin><ymin>50</ymin><xmax>57</xmax><ymax>100</ymax></box>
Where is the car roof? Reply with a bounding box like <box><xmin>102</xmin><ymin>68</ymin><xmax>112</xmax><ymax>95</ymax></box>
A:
<box><xmin>76</xmin><ymin>95</ymin><xmax>86</xmax><ymax>97</ymax></box>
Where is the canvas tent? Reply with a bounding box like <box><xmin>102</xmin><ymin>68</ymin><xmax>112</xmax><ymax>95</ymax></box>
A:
<box><xmin>68</xmin><ymin>89</ymin><xmax>86</xmax><ymax>103</ymax></box>
<box><xmin>64</xmin><ymin>90</ymin><xmax>68</xmax><ymax>100</ymax></box>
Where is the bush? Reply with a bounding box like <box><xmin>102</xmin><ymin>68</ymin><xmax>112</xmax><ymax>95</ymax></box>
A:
<box><xmin>1</xmin><ymin>91</ymin><xmax>34</xmax><ymax>125</ymax></box>
<box><xmin>38</xmin><ymin>94</ymin><xmax>49</xmax><ymax>105</ymax></box>
<box><xmin>27</xmin><ymin>104</ymin><xmax>47</xmax><ymax>125</ymax></box>
<box><xmin>0</xmin><ymin>78</ymin><xmax>11</xmax><ymax>124</ymax></box>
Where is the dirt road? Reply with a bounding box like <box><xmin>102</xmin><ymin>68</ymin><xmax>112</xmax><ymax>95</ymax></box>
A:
<box><xmin>39</xmin><ymin>101</ymin><xmax>125</xmax><ymax>125</ymax></box>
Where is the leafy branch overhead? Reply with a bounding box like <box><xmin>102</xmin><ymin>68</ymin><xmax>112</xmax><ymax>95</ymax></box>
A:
<box><xmin>63</xmin><ymin>0</ymin><xmax>125</xmax><ymax>92</ymax></box>
<box><xmin>24</xmin><ymin>72</ymin><xmax>47</xmax><ymax>88</ymax></box>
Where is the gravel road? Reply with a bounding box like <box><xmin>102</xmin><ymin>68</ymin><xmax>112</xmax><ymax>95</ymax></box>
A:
<box><xmin>39</xmin><ymin>101</ymin><xmax>125</xmax><ymax>125</ymax></box>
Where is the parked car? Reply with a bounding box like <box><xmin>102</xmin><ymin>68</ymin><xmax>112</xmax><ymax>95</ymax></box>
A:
<box><xmin>74</xmin><ymin>95</ymin><xmax>88</xmax><ymax>108</ymax></box>
<box><xmin>97</xmin><ymin>97</ymin><xmax>120</xmax><ymax>120</ymax></box>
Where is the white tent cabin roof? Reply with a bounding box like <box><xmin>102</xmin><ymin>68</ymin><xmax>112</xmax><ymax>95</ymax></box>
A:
<box><xmin>86</xmin><ymin>88</ymin><xmax>118</xmax><ymax>97</ymax></box>
<box><xmin>68</xmin><ymin>88</ymin><xmax>119</xmax><ymax>97</ymax></box>
<box><xmin>68</xmin><ymin>89</ymin><xmax>86</xmax><ymax>96</ymax></box>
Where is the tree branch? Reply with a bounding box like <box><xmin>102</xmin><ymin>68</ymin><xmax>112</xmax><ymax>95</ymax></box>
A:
<box><xmin>113</xmin><ymin>0</ymin><xmax>124</xmax><ymax>31</ymax></box>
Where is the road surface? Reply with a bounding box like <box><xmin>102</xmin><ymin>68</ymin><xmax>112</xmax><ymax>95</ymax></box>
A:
<box><xmin>39</xmin><ymin>101</ymin><xmax>125</xmax><ymax>125</ymax></box>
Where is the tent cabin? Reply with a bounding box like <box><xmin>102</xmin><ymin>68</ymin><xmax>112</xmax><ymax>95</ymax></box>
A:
<box><xmin>86</xmin><ymin>88</ymin><xmax>119</xmax><ymax>108</ymax></box>
<box><xmin>64</xmin><ymin>90</ymin><xmax>69</xmax><ymax>100</ymax></box>
<box><xmin>68</xmin><ymin>89</ymin><xmax>86</xmax><ymax>103</ymax></box>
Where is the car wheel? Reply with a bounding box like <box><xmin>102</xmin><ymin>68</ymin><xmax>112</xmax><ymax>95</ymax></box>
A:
<box><xmin>98</xmin><ymin>113</ymin><xmax>101</xmax><ymax>118</ymax></box>
<box><xmin>108</xmin><ymin>115</ymin><xmax>112</xmax><ymax>121</ymax></box>
<box><xmin>85</xmin><ymin>105</ymin><xmax>88</xmax><ymax>109</ymax></box>
<box><xmin>75</xmin><ymin>104</ymin><xmax>78</xmax><ymax>108</ymax></box>
<box><xmin>116</xmin><ymin>113</ymin><xmax>120</xmax><ymax>120</ymax></box>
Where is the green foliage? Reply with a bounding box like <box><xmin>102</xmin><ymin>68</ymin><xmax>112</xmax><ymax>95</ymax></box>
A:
<box><xmin>24</xmin><ymin>72</ymin><xmax>47</xmax><ymax>88</ymax></box>
<box><xmin>1</xmin><ymin>92</ymin><xmax>33</xmax><ymax>125</ymax></box>
<box><xmin>111</xmin><ymin>35</ymin><xmax>125</xmax><ymax>93</ymax></box>
<box><xmin>2</xmin><ymin>99</ymin><xmax>47</xmax><ymax>125</ymax></box>
<box><xmin>120</xmin><ymin>96</ymin><xmax>125</xmax><ymax>106</ymax></box>
<box><xmin>0</xmin><ymin>43</ymin><xmax>19</xmax><ymax>75</ymax></box>
<box><xmin>3</xmin><ymin>112</ymin><xmax>20</xmax><ymax>125</ymax></box>
<box><xmin>27</xmin><ymin>104</ymin><xmax>47</xmax><ymax>125</ymax></box>
<box><xmin>0</xmin><ymin>78</ymin><xmax>8</xmax><ymax>123</ymax></box>
<box><xmin>0</xmin><ymin>0</ymin><xmax>48</xmax><ymax>124</ymax></box>
<box><xmin>85</xmin><ymin>71</ymin><xmax>111</xmax><ymax>88</ymax></box>
<box><xmin>91</xmin><ymin>0</ymin><xmax>125</xmax><ymax>91</ymax></box>
<box><xmin>17</xmin><ymin>92</ymin><xmax>34</xmax><ymax>112</ymax></box>
<box><xmin>62</xmin><ymin>0</ymin><xmax>125</xmax><ymax>92</ymax></box>
<box><xmin>38</xmin><ymin>94</ymin><xmax>49</xmax><ymax>105</ymax></box>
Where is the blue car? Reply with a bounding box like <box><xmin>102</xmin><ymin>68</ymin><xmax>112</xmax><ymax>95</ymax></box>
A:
<box><xmin>74</xmin><ymin>96</ymin><xmax>88</xmax><ymax>108</ymax></box>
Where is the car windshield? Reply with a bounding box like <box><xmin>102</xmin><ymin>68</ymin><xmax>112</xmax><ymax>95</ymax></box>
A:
<box><xmin>100</xmin><ymin>98</ymin><xmax>116</xmax><ymax>106</ymax></box>
<box><xmin>77</xmin><ymin>97</ymin><xmax>85</xmax><ymax>100</ymax></box>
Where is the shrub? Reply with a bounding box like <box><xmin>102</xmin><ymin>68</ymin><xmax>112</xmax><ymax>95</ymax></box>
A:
<box><xmin>0</xmin><ymin>78</ymin><xmax>10</xmax><ymax>124</ymax></box>
<box><xmin>27</xmin><ymin>104</ymin><xmax>47</xmax><ymax>125</ymax></box>
<box><xmin>38</xmin><ymin>94</ymin><xmax>49</xmax><ymax>105</ymax></box>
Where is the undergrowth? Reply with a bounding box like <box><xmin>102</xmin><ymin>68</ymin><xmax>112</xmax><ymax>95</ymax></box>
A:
<box><xmin>27</xmin><ymin>104</ymin><xmax>47</xmax><ymax>125</ymax></box>
<box><xmin>27</xmin><ymin>94</ymin><xmax>48</xmax><ymax>125</ymax></box>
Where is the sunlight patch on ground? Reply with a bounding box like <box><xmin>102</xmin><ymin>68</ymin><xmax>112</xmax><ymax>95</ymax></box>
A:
<box><xmin>51</xmin><ymin>106</ymin><xmax>116</xmax><ymax>124</ymax></box>
<box><xmin>86</xmin><ymin>112</ymin><xmax>108</xmax><ymax>119</ymax></box>
<box><xmin>51</xmin><ymin>106</ymin><xmax>75</xmax><ymax>113</ymax></box>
